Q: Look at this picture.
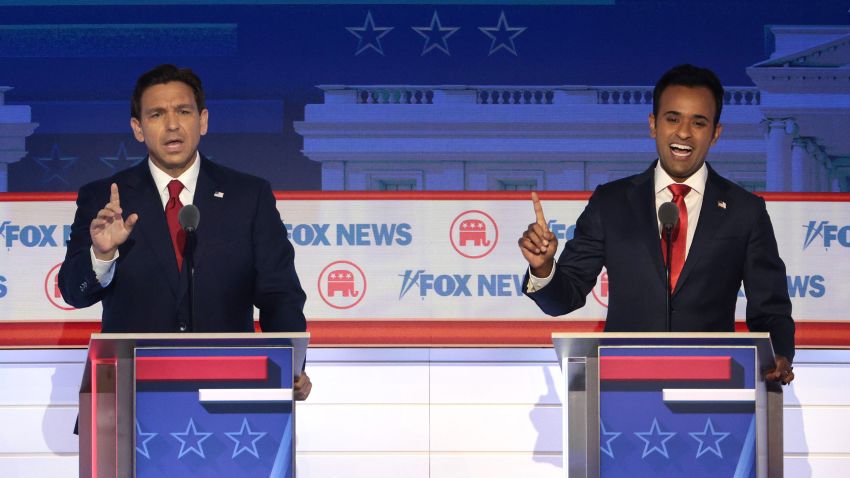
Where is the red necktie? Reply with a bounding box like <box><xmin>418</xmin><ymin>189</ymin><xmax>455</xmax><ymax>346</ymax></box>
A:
<box><xmin>165</xmin><ymin>179</ymin><xmax>185</xmax><ymax>272</ymax></box>
<box><xmin>662</xmin><ymin>183</ymin><xmax>691</xmax><ymax>290</ymax></box>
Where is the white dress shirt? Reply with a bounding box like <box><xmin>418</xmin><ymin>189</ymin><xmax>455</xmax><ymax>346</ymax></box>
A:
<box><xmin>527</xmin><ymin>161</ymin><xmax>709</xmax><ymax>291</ymax></box>
<box><xmin>90</xmin><ymin>153</ymin><xmax>201</xmax><ymax>286</ymax></box>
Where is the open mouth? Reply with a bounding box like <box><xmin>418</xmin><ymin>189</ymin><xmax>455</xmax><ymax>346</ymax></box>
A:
<box><xmin>670</xmin><ymin>143</ymin><xmax>693</xmax><ymax>158</ymax></box>
<box><xmin>164</xmin><ymin>139</ymin><xmax>184</xmax><ymax>152</ymax></box>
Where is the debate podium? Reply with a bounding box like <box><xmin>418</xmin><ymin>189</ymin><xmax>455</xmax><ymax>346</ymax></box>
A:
<box><xmin>79</xmin><ymin>332</ymin><xmax>309</xmax><ymax>478</ymax></box>
<box><xmin>552</xmin><ymin>332</ymin><xmax>782</xmax><ymax>478</ymax></box>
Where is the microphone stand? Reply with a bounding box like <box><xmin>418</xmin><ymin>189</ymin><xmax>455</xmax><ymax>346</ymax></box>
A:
<box><xmin>664</xmin><ymin>225</ymin><xmax>673</xmax><ymax>333</ymax></box>
<box><xmin>185</xmin><ymin>231</ymin><xmax>197</xmax><ymax>332</ymax></box>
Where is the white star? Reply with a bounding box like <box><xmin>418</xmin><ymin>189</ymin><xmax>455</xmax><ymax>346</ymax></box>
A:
<box><xmin>412</xmin><ymin>11</ymin><xmax>459</xmax><ymax>56</ymax></box>
<box><xmin>634</xmin><ymin>418</ymin><xmax>676</xmax><ymax>459</ymax></box>
<box><xmin>478</xmin><ymin>11</ymin><xmax>527</xmax><ymax>56</ymax></box>
<box><xmin>225</xmin><ymin>417</ymin><xmax>267</xmax><ymax>459</ymax></box>
<box><xmin>347</xmin><ymin>11</ymin><xmax>394</xmax><ymax>56</ymax></box>
<box><xmin>171</xmin><ymin>418</ymin><xmax>212</xmax><ymax>459</ymax></box>
<box><xmin>600</xmin><ymin>420</ymin><xmax>621</xmax><ymax>459</ymax></box>
<box><xmin>690</xmin><ymin>418</ymin><xmax>730</xmax><ymax>459</ymax></box>
<box><xmin>135</xmin><ymin>420</ymin><xmax>157</xmax><ymax>459</ymax></box>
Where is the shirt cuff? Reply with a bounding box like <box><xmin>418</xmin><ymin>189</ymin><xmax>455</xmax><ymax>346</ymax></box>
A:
<box><xmin>526</xmin><ymin>264</ymin><xmax>555</xmax><ymax>293</ymax></box>
<box><xmin>90</xmin><ymin>247</ymin><xmax>118</xmax><ymax>287</ymax></box>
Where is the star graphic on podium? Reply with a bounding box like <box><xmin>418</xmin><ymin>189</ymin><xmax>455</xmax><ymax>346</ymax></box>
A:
<box><xmin>600</xmin><ymin>420</ymin><xmax>621</xmax><ymax>458</ymax></box>
<box><xmin>478</xmin><ymin>11</ymin><xmax>526</xmax><ymax>56</ymax></box>
<box><xmin>135</xmin><ymin>420</ymin><xmax>157</xmax><ymax>459</ymax></box>
<box><xmin>225</xmin><ymin>417</ymin><xmax>267</xmax><ymax>459</ymax></box>
<box><xmin>347</xmin><ymin>11</ymin><xmax>394</xmax><ymax>56</ymax></box>
<box><xmin>634</xmin><ymin>418</ymin><xmax>676</xmax><ymax>459</ymax></box>
<box><xmin>690</xmin><ymin>418</ymin><xmax>730</xmax><ymax>458</ymax></box>
<box><xmin>171</xmin><ymin>418</ymin><xmax>212</xmax><ymax>459</ymax></box>
<box><xmin>412</xmin><ymin>11</ymin><xmax>459</xmax><ymax>56</ymax></box>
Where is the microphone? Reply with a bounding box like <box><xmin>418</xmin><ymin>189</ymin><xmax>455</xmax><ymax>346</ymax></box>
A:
<box><xmin>178</xmin><ymin>204</ymin><xmax>200</xmax><ymax>233</ymax></box>
<box><xmin>658</xmin><ymin>202</ymin><xmax>679</xmax><ymax>231</ymax></box>
<box><xmin>178</xmin><ymin>204</ymin><xmax>200</xmax><ymax>332</ymax></box>
<box><xmin>658</xmin><ymin>201</ymin><xmax>679</xmax><ymax>333</ymax></box>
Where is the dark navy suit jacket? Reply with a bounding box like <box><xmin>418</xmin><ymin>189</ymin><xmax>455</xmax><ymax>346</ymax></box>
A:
<box><xmin>526</xmin><ymin>162</ymin><xmax>795</xmax><ymax>360</ymax></box>
<box><xmin>58</xmin><ymin>157</ymin><xmax>306</xmax><ymax>334</ymax></box>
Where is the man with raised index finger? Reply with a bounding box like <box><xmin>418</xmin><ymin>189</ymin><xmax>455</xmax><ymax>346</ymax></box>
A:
<box><xmin>58</xmin><ymin>64</ymin><xmax>312</xmax><ymax>399</ymax></box>
<box><xmin>518</xmin><ymin>64</ymin><xmax>795</xmax><ymax>385</ymax></box>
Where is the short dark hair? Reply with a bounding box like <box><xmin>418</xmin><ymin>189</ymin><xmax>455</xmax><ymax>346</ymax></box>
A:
<box><xmin>653</xmin><ymin>64</ymin><xmax>724</xmax><ymax>125</ymax></box>
<box><xmin>131</xmin><ymin>64</ymin><xmax>205</xmax><ymax>119</ymax></box>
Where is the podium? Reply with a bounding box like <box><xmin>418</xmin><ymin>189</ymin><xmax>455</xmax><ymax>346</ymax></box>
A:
<box><xmin>552</xmin><ymin>332</ymin><xmax>782</xmax><ymax>478</ymax></box>
<box><xmin>79</xmin><ymin>332</ymin><xmax>309</xmax><ymax>478</ymax></box>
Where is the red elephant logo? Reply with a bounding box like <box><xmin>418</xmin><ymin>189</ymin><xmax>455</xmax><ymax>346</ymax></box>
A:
<box><xmin>450</xmin><ymin>210</ymin><xmax>498</xmax><ymax>259</ymax></box>
<box><xmin>318</xmin><ymin>261</ymin><xmax>367</xmax><ymax>310</ymax></box>
<box><xmin>458</xmin><ymin>219</ymin><xmax>491</xmax><ymax>246</ymax></box>
<box><xmin>326</xmin><ymin>270</ymin><xmax>360</xmax><ymax>297</ymax></box>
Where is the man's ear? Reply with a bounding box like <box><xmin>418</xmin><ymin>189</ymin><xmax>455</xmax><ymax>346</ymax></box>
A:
<box><xmin>131</xmin><ymin>118</ymin><xmax>144</xmax><ymax>143</ymax></box>
<box><xmin>199</xmin><ymin>109</ymin><xmax>209</xmax><ymax>136</ymax></box>
<box><xmin>711</xmin><ymin>122</ymin><xmax>723</xmax><ymax>145</ymax></box>
<box><xmin>648</xmin><ymin>113</ymin><xmax>657</xmax><ymax>139</ymax></box>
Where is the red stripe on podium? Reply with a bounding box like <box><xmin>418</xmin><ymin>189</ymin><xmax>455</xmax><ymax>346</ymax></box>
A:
<box><xmin>599</xmin><ymin>356</ymin><xmax>731</xmax><ymax>381</ymax></box>
<box><xmin>135</xmin><ymin>356</ymin><xmax>268</xmax><ymax>381</ymax></box>
<box><xmin>1</xmin><ymin>320</ymin><xmax>850</xmax><ymax>347</ymax></box>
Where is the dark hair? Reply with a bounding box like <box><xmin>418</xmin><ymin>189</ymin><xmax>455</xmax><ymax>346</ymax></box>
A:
<box><xmin>652</xmin><ymin>64</ymin><xmax>724</xmax><ymax>125</ymax></box>
<box><xmin>131</xmin><ymin>64</ymin><xmax>205</xmax><ymax>119</ymax></box>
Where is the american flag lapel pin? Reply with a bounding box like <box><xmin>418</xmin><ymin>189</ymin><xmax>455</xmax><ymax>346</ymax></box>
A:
<box><xmin>214</xmin><ymin>191</ymin><xmax>224</xmax><ymax>198</ymax></box>
<box><xmin>717</xmin><ymin>200</ymin><xmax>726</xmax><ymax>209</ymax></box>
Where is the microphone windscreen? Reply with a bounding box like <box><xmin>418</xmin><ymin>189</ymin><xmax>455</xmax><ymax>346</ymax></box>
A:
<box><xmin>178</xmin><ymin>204</ymin><xmax>200</xmax><ymax>232</ymax></box>
<box><xmin>658</xmin><ymin>202</ymin><xmax>679</xmax><ymax>229</ymax></box>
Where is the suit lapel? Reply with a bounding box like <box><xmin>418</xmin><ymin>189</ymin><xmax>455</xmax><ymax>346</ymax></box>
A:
<box><xmin>628</xmin><ymin>164</ymin><xmax>667</xmax><ymax>285</ymax></box>
<box><xmin>122</xmin><ymin>163</ymin><xmax>181</xmax><ymax>297</ymax></box>
<box><xmin>673</xmin><ymin>165</ymin><xmax>728</xmax><ymax>295</ymax></box>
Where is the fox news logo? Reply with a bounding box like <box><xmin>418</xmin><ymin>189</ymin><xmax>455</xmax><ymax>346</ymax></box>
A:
<box><xmin>0</xmin><ymin>275</ymin><xmax>7</xmax><ymax>299</ymax></box>
<box><xmin>0</xmin><ymin>221</ymin><xmax>71</xmax><ymax>248</ymax></box>
<box><xmin>285</xmin><ymin>223</ymin><xmax>412</xmax><ymax>246</ymax></box>
<box><xmin>398</xmin><ymin>270</ymin><xmax>524</xmax><ymax>299</ymax></box>
<box><xmin>737</xmin><ymin>274</ymin><xmax>825</xmax><ymax>299</ymax></box>
<box><xmin>802</xmin><ymin>221</ymin><xmax>850</xmax><ymax>250</ymax></box>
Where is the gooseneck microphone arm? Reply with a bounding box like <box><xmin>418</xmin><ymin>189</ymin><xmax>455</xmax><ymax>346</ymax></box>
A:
<box><xmin>178</xmin><ymin>205</ymin><xmax>200</xmax><ymax>332</ymax></box>
<box><xmin>658</xmin><ymin>202</ymin><xmax>679</xmax><ymax>333</ymax></box>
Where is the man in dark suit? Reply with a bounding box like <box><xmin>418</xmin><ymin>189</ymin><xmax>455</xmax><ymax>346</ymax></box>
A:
<box><xmin>59</xmin><ymin>64</ymin><xmax>311</xmax><ymax>398</ymax></box>
<box><xmin>518</xmin><ymin>64</ymin><xmax>795</xmax><ymax>384</ymax></box>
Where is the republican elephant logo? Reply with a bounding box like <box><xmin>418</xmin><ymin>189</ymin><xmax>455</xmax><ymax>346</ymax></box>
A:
<box><xmin>458</xmin><ymin>219</ymin><xmax>491</xmax><ymax>246</ymax></box>
<box><xmin>326</xmin><ymin>270</ymin><xmax>360</xmax><ymax>297</ymax></box>
<box><xmin>450</xmin><ymin>210</ymin><xmax>499</xmax><ymax>259</ymax></box>
<box><xmin>591</xmin><ymin>268</ymin><xmax>609</xmax><ymax>308</ymax></box>
<box><xmin>318</xmin><ymin>260</ymin><xmax>367</xmax><ymax>310</ymax></box>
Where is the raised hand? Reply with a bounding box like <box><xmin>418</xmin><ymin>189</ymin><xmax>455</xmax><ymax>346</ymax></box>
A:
<box><xmin>90</xmin><ymin>183</ymin><xmax>138</xmax><ymax>260</ymax></box>
<box><xmin>517</xmin><ymin>192</ymin><xmax>558</xmax><ymax>277</ymax></box>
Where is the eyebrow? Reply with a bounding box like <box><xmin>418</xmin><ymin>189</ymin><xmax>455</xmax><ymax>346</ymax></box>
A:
<box><xmin>663</xmin><ymin>110</ymin><xmax>711</xmax><ymax>122</ymax></box>
<box><xmin>143</xmin><ymin>103</ymin><xmax>197</xmax><ymax>114</ymax></box>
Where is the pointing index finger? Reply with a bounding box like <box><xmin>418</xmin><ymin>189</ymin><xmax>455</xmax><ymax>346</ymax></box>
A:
<box><xmin>531</xmin><ymin>191</ymin><xmax>547</xmax><ymax>228</ymax></box>
<box><xmin>110</xmin><ymin>183</ymin><xmax>120</xmax><ymax>206</ymax></box>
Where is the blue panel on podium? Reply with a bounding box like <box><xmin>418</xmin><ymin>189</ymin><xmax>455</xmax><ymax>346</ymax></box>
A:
<box><xmin>598</xmin><ymin>346</ymin><xmax>756</xmax><ymax>478</ymax></box>
<box><xmin>134</xmin><ymin>347</ymin><xmax>294</xmax><ymax>478</ymax></box>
